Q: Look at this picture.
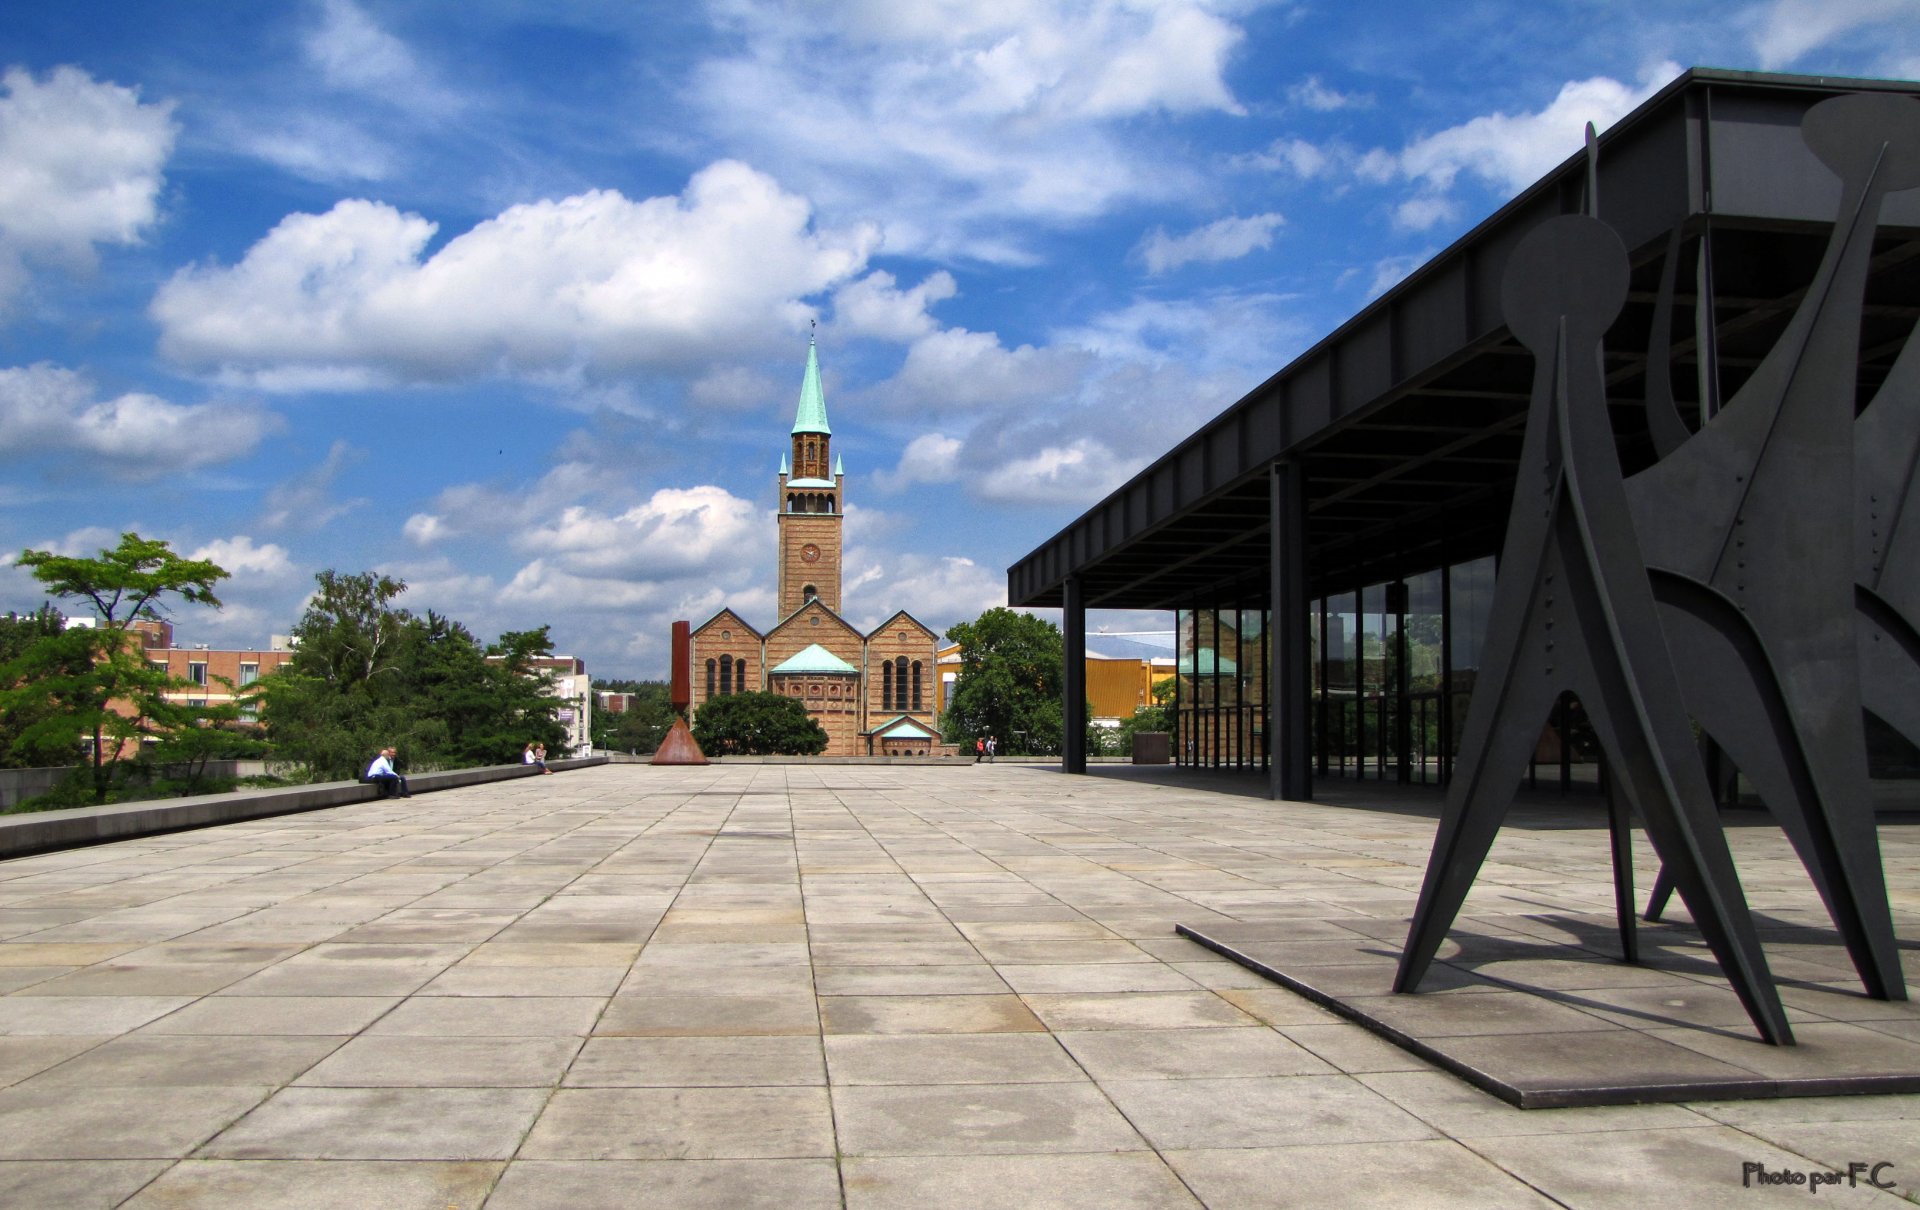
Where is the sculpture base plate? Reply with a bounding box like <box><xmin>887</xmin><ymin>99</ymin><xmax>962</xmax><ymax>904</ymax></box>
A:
<box><xmin>1179</xmin><ymin>914</ymin><xmax>1920</xmax><ymax>1109</ymax></box>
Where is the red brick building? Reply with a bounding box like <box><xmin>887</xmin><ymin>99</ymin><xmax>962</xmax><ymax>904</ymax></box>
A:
<box><xmin>689</xmin><ymin>339</ymin><xmax>942</xmax><ymax>755</ymax></box>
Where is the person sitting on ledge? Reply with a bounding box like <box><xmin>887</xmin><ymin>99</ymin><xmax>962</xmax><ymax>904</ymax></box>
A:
<box><xmin>524</xmin><ymin>743</ymin><xmax>552</xmax><ymax>774</ymax></box>
<box><xmin>364</xmin><ymin>746</ymin><xmax>410</xmax><ymax>798</ymax></box>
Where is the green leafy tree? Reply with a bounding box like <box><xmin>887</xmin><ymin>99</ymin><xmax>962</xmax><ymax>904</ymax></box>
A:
<box><xmin>940</xmin><ymin>607</ymin><xmax>1066</xmax><ymax>756</ymax></box>
<box><xmin>258</xmin><ymin>572</ymin><xmax>568</xmax><ymax>779</ymax></box>
<box><xmin>591</xmin><ymin>680</ymin><xmax>674</xmax><ymax>754</ymax></box>
<box><xmin>691</xmin><ymin>691</ymin><xmax>827</xmax><ymax>756</ymax></box>
<box><xmin>5</xmin><ymin>534</ymin><xmax>229</xmax><ymax>802</ymax></box>
<box><xmin>0</xmin><ymin>607</ymin><xmax>79</xmax><ymax>769</ymax></box>
<box><xmin>141</xmin><ymin>679</ymin><xmax>271</xmax><ymax>796</ymax></box>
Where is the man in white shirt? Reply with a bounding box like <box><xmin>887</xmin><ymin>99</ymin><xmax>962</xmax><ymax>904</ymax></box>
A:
<box><xmin>365</xmin><ymin>746</ymin><xmax>410</xmax><ymax>798</ymax></box>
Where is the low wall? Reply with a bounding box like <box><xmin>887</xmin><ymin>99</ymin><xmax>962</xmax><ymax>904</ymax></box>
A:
<box><xmin>0</xmin><ymin>760</ymin><xmax>274</xmax><ymax>811</ymax></box>
<box><xmin>0</xmin><ymin>757</ymin><xmax>606</xmax><ymax>862</ymax></box>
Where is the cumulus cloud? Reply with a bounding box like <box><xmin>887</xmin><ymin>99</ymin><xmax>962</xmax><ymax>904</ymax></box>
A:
<box><xmin>883</xmin><ymin>326</ymin><xmax>1090</xmax><ymax>415</ymax></box>
<box><xmin>0</xmin><ymin>363</ymin><xmax>280</xmax><ymax>479</ymax></box>
<box><xmin>690</xmin><ymin>0</ymin><xmax>1255</xmax><ymax>258</ymax></box>
<box><xmin>839</xmin><ymin>553</ymin><xmax>1006</xmax><ymax>633</ymax></box>
<box><xmin>189</xmin><ymin>535</ymin><xmax>296</xmax><ymax>579</ymax></box>
<box><xmin>1137</xmin><ymin>213</ymin><xmax>1284</xmax><ymax>274</ymax></box>
<box><xmin>872</xmin><ymin>432</ymin><xmax>964</xmax><ymax>492</ymax></box>
<box><xmin>832</xmin><ymin>270</ymin><xmax>957</xmax><ymax>342</ymax></box>
<box><xmin>979</xmin><ymin>437</ymin><xmax>1147</xmax><ymax>506</ymax></box>
<box><xmin>0</xmin><ymin>66</ymin><xmax>176</xmax><ymax>313</ymax></box>
<box><xmin>151</xmin><ymin>162</ymin><xmax>879</xmax><ymax>387</ymax></box>
<box><xmin>520</xmin><ymin>485</ymin><xmax>771</xmax><ymax>578</ymax></box>
<box><xmin>1395</xmin><ymin>65</ymin><xmax>1679</xmax><ymax>197</ymax></box>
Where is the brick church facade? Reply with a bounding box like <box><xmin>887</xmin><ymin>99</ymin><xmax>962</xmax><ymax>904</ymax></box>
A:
<box><xmin>688</xmin><ymin>339</ymin><xmax>942</xmax><ymax>756</ymax></box>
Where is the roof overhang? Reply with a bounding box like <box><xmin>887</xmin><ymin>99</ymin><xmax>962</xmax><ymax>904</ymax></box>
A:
<box><xmin>1007</xmin><ymin>69</ymin><xmax>1920</xmax><ymax>611</ymax></box>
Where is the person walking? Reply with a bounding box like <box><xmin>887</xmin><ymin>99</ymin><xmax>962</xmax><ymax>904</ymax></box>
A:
<box><xmin>364</xmin><ymin>746</ymin><xmax>410</xmax><ymax>798</ymax></box>
<box><xmin>986</xmin><ymin>735</ymin><xmax>997</xmax><ymax>762</ymax></box>
<box><xmin>975</xmin><ymin>737</ymin><xmax>984</xmax><ymax>763</ymax></box>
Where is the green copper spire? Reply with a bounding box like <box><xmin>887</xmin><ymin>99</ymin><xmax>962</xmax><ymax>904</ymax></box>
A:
<box><xmin>791</xmin><ymin>336</ymin><xmax>831</xmax><ymax>436</ymax></box>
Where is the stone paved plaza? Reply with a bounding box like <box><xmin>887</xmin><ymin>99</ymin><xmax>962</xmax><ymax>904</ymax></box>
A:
<box><xmin>0</xmin><ymin>763</ymin><xmax>1914</xmax><ymax>1208</ymax></box>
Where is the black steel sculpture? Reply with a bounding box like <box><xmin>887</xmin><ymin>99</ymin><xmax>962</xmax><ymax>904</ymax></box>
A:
<box><xmin>1392</xmin><ymin>213</ymin><xmax>1793</xmax><ymax>1045</ymax></box>
<box><xmin>1628</xmin><ymin>94</ymin><xmax>1920</xmax><ymax>1002</ymax></box>
<box><xmin>1398</xmin><ymin>93</ymin><xmax>1920</xmax><ymax>1044</ymax></box>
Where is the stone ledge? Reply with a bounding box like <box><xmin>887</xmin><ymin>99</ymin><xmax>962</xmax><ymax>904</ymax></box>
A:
<box><xmin>0</xmin><ymin>756</ymin><xmax>607</xmax><ymax>861</ymax></box>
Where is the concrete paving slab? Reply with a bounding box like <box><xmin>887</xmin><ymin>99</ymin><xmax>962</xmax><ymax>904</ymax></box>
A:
<box><xmin>841</xmin><ymin>1153</ymin><xmax>1200</xmax><ymax>1209</ymax></box>
<box><xmin>200</xmin><ymin>1086</ymin><xmax>548</xmax><ymax>1159</ymax></box>
<box><xmin>1057</xmin><ymin>1027</ymin><xmax>1336</xmax><ymax>1080</ymax></box>
<box><xmin>519</xmin><ymin>1087</ymin><xmax>834</xmax><ymax>1159</ymax></box>
<box><xmin>1162</xmin><ymin>1140</ymin><xmax>1558</xmax><ymax>1209</ymax></box>
<box><xmin>294</xmin><ymin>1034</ymin><xmax>582</xmax><ymax>1086</ymax></box>
<box><xmin>0</xmin><ymin>1160</ymin><xmax>172</xmax><ymax>1208</ymax></box>
<box><xmin>832</xmin><ymin>1082</ymin><xmax>1148</xmax><ymax>1156</ymax></box>
<box><xmin>0</xmin><ymin>1083</ymin><xmax>271</xmax><ymax>1158</ymax></box>
<box><xmin>824</xmin><ymin>1034</ymin><xmax>1082</xmax><ymax>1085</ymax></box>
<box><xmin>487</xmin><ymin>1158</ymin><xmax>843</xmax><ymax>1209</ymax></box>
<box><xmin>121</xmin><ymin>1159</ymin><xmax>502</xmax><ymax>1208</ymax></box>
<box><xmin>565</xmin><ymin>1035</ymin><xmax>825</xmax><ymax>1087</ymax></box>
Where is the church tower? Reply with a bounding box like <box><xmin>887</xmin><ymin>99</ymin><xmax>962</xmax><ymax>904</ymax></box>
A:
<box><xmin>776</xmin><ymin>336</ymin><xmax>844</xmax><ymax>617</ymax></box>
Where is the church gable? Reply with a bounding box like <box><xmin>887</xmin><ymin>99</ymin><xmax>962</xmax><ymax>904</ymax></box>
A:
<box><xmin>865</xmin><ymin>610</ymin><xmax>936</xmax><ymax>642</ymax></box>
<box><xmin>692</xmin><ymin>608</ymin><xmax>762</xmax><ymax>641</ymax></box>
<box><xmin>690</xmin><ymin>608</ymin><xmax>765</xmax><ymax>708</ymax></box>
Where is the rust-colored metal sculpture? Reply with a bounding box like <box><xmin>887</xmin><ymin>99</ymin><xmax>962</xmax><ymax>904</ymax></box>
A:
<box><xmin>652</xmin><ymin>619</ymin><xmax>709</xmax><ymax>766</ymax></box>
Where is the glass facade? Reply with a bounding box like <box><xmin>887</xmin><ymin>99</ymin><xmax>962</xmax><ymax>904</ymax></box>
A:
<box><xmin>1176</xmin><ymin>552</ymin><xmax>1589</xmax><ymax>790</ymax></box>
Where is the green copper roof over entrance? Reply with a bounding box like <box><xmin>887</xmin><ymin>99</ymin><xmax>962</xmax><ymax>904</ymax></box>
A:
<box><xmin>791</xmin><ymin>337</ymin><xmax>831</xmax><ymax>436</ymax></box>
<box><xmin>771</xmin><ymin>643</ymin><xmax>857</xmax><ymax>674</ymax></box>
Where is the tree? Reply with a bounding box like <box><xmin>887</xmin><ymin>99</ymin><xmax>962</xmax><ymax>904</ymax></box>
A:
<box><xmin>692</xmin><ymin>691</ymin><xmax>827</xmax><ymax>756</ymax></box>
<box><xmin>257</xmin><ymin>571</ymin><xmax>568</xmax><ymax>779</ymax></box>
<box><xmin>592</xmin><ymin>681</ymin><xmax>675</xmax><ymax>754</ymax></box>
<box><xmin>0</xmin><ymin>606</ymin><xmax>78</xmax><ymax>769</ymax></box>
<box><xmin>5</xmin><ymin>534</ymin><xmax>229</xmax><ymax>802</ymax></box>
<box><xmin>941</xmin><ymin>607</ymin><xmax>1066</xmax><ymax>756</ymax></box>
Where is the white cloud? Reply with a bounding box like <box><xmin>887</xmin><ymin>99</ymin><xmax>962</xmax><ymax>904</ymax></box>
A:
<box><xmin>873</xmin><ymin>432</ymin><xmax>963</xmax><ymax>492</ymax></box>
<box><xmin>226</xmin><ymin>113</ymin><xmax>396</xmax><ymax>184</ymax></box>
<box><xmin>403</xmin><ymin>513</ymin><xmax>445</xmax><ymax>545</ymax></box>
<box><xmin>1137</xmin><ymin>213</ymin><xmax>1284</xmax><ymax>274</ymax></box>
<box><xmin>1396</xmin><ymin>66</ymin><xmax>1679</xmax><ymax>196</ymax></box>
<box><xmin>1747</xmin><ymin>0</ymin><xmax>1920</xmax><ymax>69</ymax></box>
<box><xmin>884</xmin><ymin>326</ymin><xmax>1090</xmax><ymax>414</ymax></box>
<box><xmin>689</xmin><ymin>1</ymin><xmax>1258</xmax><ymax>258</ymax></box>
<box><xmin>0</xmin><ymin>66</ymin><xmax>176</xmax><ymax>313</ymax></box>
<box><xmin>519</xmin><ymin>485</ymin><xmax>770</xmax><ymax>579</ymax></box>
<box><xmin>0</xmin><ymin>363</ymin><xmax>280</xmax><ymax>479</ymax></box>
<box><xmin>152</xmin><ymin>162</ymin><xmax>880</xmax><ymax>387</ymax></box>
<box><xmin>978</xmin><ymin>437</ymin><xmax>1145</xmax><ymax>506</ymax></box>
<box><xmin>259</xmin><ymin>440</ymin><xmax>366</xmax><ymax>531</ymax></box>
<box><xmin>840</xmin><ymin>554</ymin><xmax>1006</xmax><ymax>633</ymax></box>
<box><xmin>189</xmin><ymin>535</ymin><xmax>296</xmax><ymax>579</ymax></box>
<box><xmin>1288</xmin><ymin>76</ymin><xmax>1370</xmax><ymax>112</ymax></box>
<box><xmin>306</xmin><ymin>0</ymin><xmax>461</xmax><ymax>117</ymax></box>
<box><xmin>689</xmin><ymin>364</ymin><xmax>779</xmax><ymax>413</ymax></box>
<box><xmin>832</xmin><ymin>270</ymin><xmax>957</xmax><ymax>342</ymax></box>
<box><xmin>1393</xmin><ymin>195</ymin><xmax>1459</xmax><ymax>232</ymax></box>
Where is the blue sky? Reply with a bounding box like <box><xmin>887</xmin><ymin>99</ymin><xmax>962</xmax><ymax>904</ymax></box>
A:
<box><xmin>1</xmin><ymin>0</ymin><xmax>1916</xmax><ymax>678</ymax></box>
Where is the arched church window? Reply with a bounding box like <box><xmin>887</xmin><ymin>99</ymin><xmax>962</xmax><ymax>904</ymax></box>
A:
<box><xmin>803</xmin><ymin>584</ymin><xmax>818</xmax><ymax>604</ymax></box>
<box><xmin>912</xmin><ymin>661</ymin><xmax>922</xmax><ymax>711</ymax></box>
<box><xmin>882</xmin><ymin>659</ymin><xmax>893</xmax><ymax>711</ymax></box>
<box><xmin>705</xmin><ymin>659</ymin><xmax>716</xmax><ymax>698</ymax></box>
<box><xmin>720</xmin><ymin>653</ymin><xmax>734</xmax><ymax>695</ymax></box>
